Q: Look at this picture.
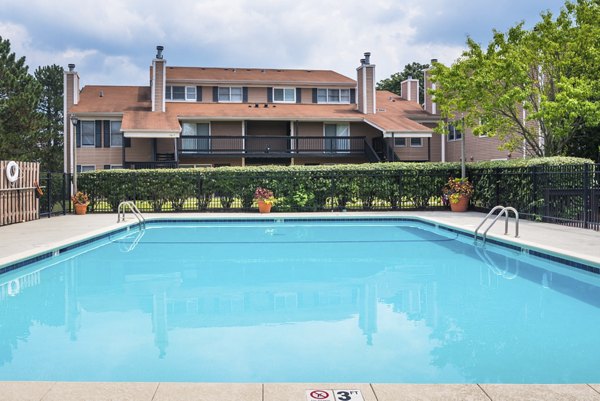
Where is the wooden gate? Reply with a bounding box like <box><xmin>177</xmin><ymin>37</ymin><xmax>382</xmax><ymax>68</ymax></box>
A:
<box><xmin>0</xmin><ymin>160</ymin><xmax>40</xmax><ymax>226</ymax></box>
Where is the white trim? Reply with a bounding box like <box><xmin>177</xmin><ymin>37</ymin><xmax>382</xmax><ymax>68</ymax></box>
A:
<box><xmin>109</xmin><ymin>120</ymin><xmax>123</xmax><ymax>147</ymax></box>
<box><xmin>316</xmin><ymin>88</ymin><xmax>351</xmax><ymax>104</ymax></box>
<box><xmin>371</xmin><ymin>66</ymin><xmax>376</xmax><ymax>113</ymax></box>
<box><xmin>63</xmin><ymin>71</ymin><xmax>68</xmax><ymax>174</ymax></box>
<box><xmin>272</xmin><ymin>87</ymin><xmax>296</xmax><ymax>103</ymax></box>
<box><xmin>394</xmin><ymin>137</ymin><xmax>407</xmax><ymax>147</ymax></box>
<box><xmin>409</xmin><ymin>137</ymin><xmax>423</xmax><ymax>147</ymax></box>
<box><xmin>79</xmin><ymin>165</ymin><xmax>96</xmax><ymax>172</ymax></box>
<box><xmin>151</xmin><ymin>61</ymin><xmax>156</xmax><ymax>112</ymax></box>
<box><xmin>80</xmin><ymin>121</ymin><xmax>96</xmax><ymax>147</ymax></box>
<box><xmin>123</xmin><ymin>130</ymin><xmax>180</xmax><ymax>138</ymax></box>
<box><xmin>73</xmin><ymin>74</ymin><xmax>79</xmax><ymax>105</ymax></box>
<box><xmin>162</xmin><ymin>61</ymin><xmax>166</xmax><ymax>112</ymax></box>
<box><xmin>441</xmin><ymin>125</ymin><xmax>446</xmax><ymax>162</ymax></box>
<box><xmin>217</xmin><ymin>86</ymin><xmax>243</xmax><ymax>103</ymax></box>
<box><xmin>382</xmin><ymin>132</ymin><xmax>432</xmax><ymax>138</ymax></box>
<box><xmin>109</xmin><ymin>164</ymin><xmax>124</xmax><ymax>169</ymax></box>
<box><xmin>362</xmin><ymin>67</ymin><xmax>367</xmax><ymax>113</ymax></box>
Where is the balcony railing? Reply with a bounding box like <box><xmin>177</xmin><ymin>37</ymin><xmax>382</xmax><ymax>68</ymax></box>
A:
<box><xmin>178</xmin><ymin>135</ymin><xmax>367</xmax><ymax>156</ymax></box>
<box><xmin>124</xmin><ymin>161</ymin><xmax>178</xmax><ymax>169</ymax></box>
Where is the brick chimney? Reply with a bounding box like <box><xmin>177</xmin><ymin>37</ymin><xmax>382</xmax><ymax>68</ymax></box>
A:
<box><xmin>151</xmin><ymin>45</ymin><xmax>166</xmax><ymax>112</ymax></box>
<box><xmin>357</xmin><ymin>52</ymin><xmax>376</xmax><ymax>114</ymax></box>
<box><xmin>400</xmin><ymin>76</ymin><xmax>420</xmax><ymax>104</ymax></box>
<box><xmin>63</xmin><ymin>63</ymin><xmax>80</xmax><ymax>174</ymax></box>
<box><xmin>423</xmin><ymin>59</ymin><xmax>438</xmax><ymax>115</ymax></box>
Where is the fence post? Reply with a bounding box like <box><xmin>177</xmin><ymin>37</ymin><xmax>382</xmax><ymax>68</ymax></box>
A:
<box><xmin>330</xmin><ymin>172</ymin><xmax>336</xmax><ymax>211</ymax></box>
<box><xmin>532</xmin><ymin>165</ymin><xmax>538</xmax><ymax>218</ymax></box>
<box><xmin>583</xmin><ymin>163</ymin><xmax>590</xmax><ymax>229</ymax></box>
<box><xmin>46</xmin><ymin>172</ymin><xmax>52</xmax><ymax>218</ymax></box>
<box><xmin>494</xmin><ymin>168</ymin><xmax>500</xmax><ymax>207</ymax></box>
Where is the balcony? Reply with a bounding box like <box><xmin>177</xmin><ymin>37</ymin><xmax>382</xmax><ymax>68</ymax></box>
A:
<box><xmin>178</xmin><ymin>135</ymin><xmax>367</xmax><ymax>157</ymax></box>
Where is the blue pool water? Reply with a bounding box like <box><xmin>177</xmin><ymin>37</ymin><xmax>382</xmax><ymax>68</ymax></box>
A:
<box><xmin>0</xmin><ymin>219</ymin><xmax>599</xmax><ymax>383</ymax></box>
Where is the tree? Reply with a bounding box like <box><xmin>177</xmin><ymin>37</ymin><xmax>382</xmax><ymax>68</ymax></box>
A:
<box><xmin>0</xmin><ymin>36</ymin><xmax>42</xmax><ymax>161</ymax></box>
<box><xmin>376</xmin><ymin>62</ymin><xmax>430</xmax><ymax>104</ymax></box>
<box><xmin>35</xmin><ymin>65</ymin><xmax>64</xmax><ymax>171</ymax></box>
<box><xmin>430</xmin><ymin>0</ymin><xmax>600</xmax><ymax>157</ymax></box>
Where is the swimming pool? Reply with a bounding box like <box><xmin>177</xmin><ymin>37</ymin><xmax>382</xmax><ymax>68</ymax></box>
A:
<box><xmin>0</xmin><ymin>218</ymin><xmax>599</xmax><ymax>383</ymax></box>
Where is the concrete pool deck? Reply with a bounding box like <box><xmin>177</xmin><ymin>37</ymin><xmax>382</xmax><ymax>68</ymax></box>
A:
<box><xmin>1</xmin><ymin>211</ymin><xmax>599</xmax><ymax>401</ymax></box>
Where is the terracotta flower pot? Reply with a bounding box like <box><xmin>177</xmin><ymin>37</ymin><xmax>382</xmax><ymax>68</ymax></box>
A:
<box><xmin>257</xmin><ymin>200</ymin><xmax>272</xmax><ymax>214</ymax></box>
<box><xmin>74</xmin><ymin>203</ymin><xmax>88</xmax><ymax>215</ymax></box>
<box><xmin>450</xmin><ymin>195</ymin><xmax>469</xmax><ymax>212</ymax></box>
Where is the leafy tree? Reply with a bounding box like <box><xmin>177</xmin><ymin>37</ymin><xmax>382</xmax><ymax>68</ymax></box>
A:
<box><xmin>376</xmin><ymin>62</ymin><xmax>430</xmax><ymax>104</ymax></box>
<box><xmin>0</xmin><ymin>36</ymin><xmax>42</xmax><ymax>161</ymax></box>
<box><xmin>429</xmin><ymin>0</ymin><xmax>600</xmax><ymax>157</ymax></box>
<box><xmin>35</xmin><ymin>65</ymin><xmax>64</xmax><ymax>171</ymax></box>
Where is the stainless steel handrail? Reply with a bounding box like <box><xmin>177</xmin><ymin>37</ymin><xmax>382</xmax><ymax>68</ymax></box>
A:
<box><xmin>475</xmin><ymin>205</ymin><xmax>519</xmax><ymax>244</ymax></box>
<box><xmin>117</xmin><ymin>201</ymin><xmax>145</xmax><ymax>227</ymax></box>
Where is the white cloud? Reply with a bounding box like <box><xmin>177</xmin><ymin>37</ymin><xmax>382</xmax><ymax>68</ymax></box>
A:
<box><xmin>0</xmin><ymin>0</ymin><xmax>566</xmax><ymax>85</ymax></box>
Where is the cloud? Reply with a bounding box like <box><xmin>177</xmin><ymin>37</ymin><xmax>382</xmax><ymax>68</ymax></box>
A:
<box><xmin>0</xmin><ymin>0</ymin><xmax>567</xmax><ymax>86</ymax></box>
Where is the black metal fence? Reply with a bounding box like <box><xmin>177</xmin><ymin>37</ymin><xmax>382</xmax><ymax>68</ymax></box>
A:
<box><xmin>38</xmin><ymin>172</ymin><xmax>71</xmax><ymax>218</ymax></box>
<box><xmin>42</xmin><ymin>164</ymin><xmax>600</xmax><ymax>231</ymax></box>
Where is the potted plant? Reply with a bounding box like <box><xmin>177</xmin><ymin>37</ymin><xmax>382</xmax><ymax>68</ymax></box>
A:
<box><xmin>254</xmin><ymin>187</ymin><xmax>275</xmax><ymax>213</ymax></box>
<box><xmin>442</xmin><ymin>177</ymin><xmax>474</xmax><ymax>212</ymax></box>
<box><xmin>71</xmin><ymin>191</ymin><xmax>90</xmax><ymax>215</ymax></box>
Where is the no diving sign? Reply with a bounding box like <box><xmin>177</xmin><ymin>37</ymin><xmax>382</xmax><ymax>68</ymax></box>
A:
<box><xmin>306</xmin><ymin>389</ymin><xmax>364</xmax><ymax>401</ymax></box>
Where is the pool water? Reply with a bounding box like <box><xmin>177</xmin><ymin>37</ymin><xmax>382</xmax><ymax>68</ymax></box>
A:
<box><xmin>0</xmin><ymin>219</ymin><xmax>599</xmax><ymax>383</ymax></box>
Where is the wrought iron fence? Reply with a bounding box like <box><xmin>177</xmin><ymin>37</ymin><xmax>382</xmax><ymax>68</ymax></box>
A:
<box><xmin>38</xmin><ymin>172</ymin><xmax>71</xmax><ymax>218</ymax></box>
<box><xmin>42</xmin><ymin>163</ymin><xmax>599</xmax><ymax>231</ymax></box>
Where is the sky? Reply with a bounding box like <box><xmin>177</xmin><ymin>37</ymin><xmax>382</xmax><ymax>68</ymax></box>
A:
<box><xmin>0</xmin><ymin>0</ymin><xmax>566</xmax><ymax>88</ymax></box>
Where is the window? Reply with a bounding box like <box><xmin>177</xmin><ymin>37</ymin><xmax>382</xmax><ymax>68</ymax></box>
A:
<box><xmin>218</xmin><ymin>87</ymin><xmax>242</xmax><ymax>102</ymax></box>
<box><xmin>447</xmin><ymin>124</ymin><xmax>462</xmax><ymax>141</ymax></box>
<box><xmin>166</xmin><ymin>85</ymin><xmax>196</xmax><ymax>101</ymax></box>
<box><xmin>110</xmin><ymin>121</ymin><xmax>123</xmax><ymax>147</ymax></box>
<box><xmin>317</xmin><ymin>88</ymin><xmax>351</xmax><ymax>104</ymax></box>
<box><xmin>181</xmin><ymin>122</ymin><xmax>210</xmax><ymax>152</ymax></box>
<box><xmin>394</xmin><ymin>138</ymin><xmax>406</xmax><ymax>147</ymax></box>
<box><xmin>324</xmin><ymin>123</ymin><xmax>350</xmax><ymax>152</ymax></box>
<box><xmin>81</xmin><ymin>121</ymin><xmax>95</xmax><ymax>146</ymax></box>
<box><xmin>410</xmin><ymin>138</ymin><xmax>423</xmax><ymax>147</ymax></box>
<box><xmin>273</xmin><ymin>88</ymin><xmax>295</xmax><ymax>102</ymax></box>
<box><xmin>79</xmin><ymin>165</ymin><xmax>95</xmax><ymax>172</ymax></box>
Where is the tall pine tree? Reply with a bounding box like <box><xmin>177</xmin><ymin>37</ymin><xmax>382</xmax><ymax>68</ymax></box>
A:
<box><xmin>35</xmin><ymin>65</ymin><xmax>64</xmax><ymax>171</ymax></box>
<box><xmin>0</xmin><ymin>36</ymin><xmax>42</xmax><ymax>161</ymax></box>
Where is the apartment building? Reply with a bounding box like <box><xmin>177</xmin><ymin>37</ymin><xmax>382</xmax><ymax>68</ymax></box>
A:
<box><xmin>63</xmin><ymin>48</ymin><xmax>515</xmax><ymax>173</ymax></box>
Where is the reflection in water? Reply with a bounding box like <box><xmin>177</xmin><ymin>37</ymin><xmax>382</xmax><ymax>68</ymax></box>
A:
<box><xmin>0</xmin><ymin>222</ymin><xmax>599</xmax><ymax>383</ymax></box>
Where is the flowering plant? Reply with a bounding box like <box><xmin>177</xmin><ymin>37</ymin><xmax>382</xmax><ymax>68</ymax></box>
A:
<box><xmin>71</xmin><ymin>191</ymin><xmax>89</xmax><ymax>205</ymax></box>
<box><xmin>442</xmin><ymin>177</ymin><xmax>474</xmax><ymax>204</ymax></box>
<box><xmin>254</xmin><ymin>187</ymin><xmax>275</xmax><ymax>205</ymax></box>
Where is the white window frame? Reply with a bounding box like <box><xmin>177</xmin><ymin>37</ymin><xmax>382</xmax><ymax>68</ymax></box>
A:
<box><xmin>110</xmin><ymin>165</ymin><xmax>123</xmax><ymax>169</ymax></box>
<box><xmin>410</xmin><ymin>138</ymin><xmax>423</xmax><ymax>147</ymax></box>
<box><xmin>80</xmin><ymin>121</ymin><xmax>95</xmax><ymax>147</ymax></box>
<box><xmin>447</xmin><ymin>124</ymin><xmax>462</xmax><ymax>142</ymax></box>
<box><xmin>273</xmin><ymin>87</ymin><xmax>296</xmax><ymax>103</ymax></box>
<box><xmin>218</xmin><ymin>87</ymin><xmax>243</xmax><ymax>103</ymax></box>
<box><xmin>394</xmin><ymin>137</ymin><xmax>407</xmax><ymax>147</ymax></box>
<box><xmin>79</xmin><ymin>165</ymin><xmax>96</xmax><ymax>172</ymax></box>
<box><xmin>166</xmin><ymin>85</ymin><xmax>196</xmax><ymax>102</ymax></box>
<box><xmin>317</xmin><ymin>88</ymin><xmax>351</xmax><ymax>104</ymax></box>
<box><xmin>110</xmin><ymin>121</ymin><xmax>123</xmax><ymax>147</ymax></box>
<box><xmin>181</xmin><ymin>122</ymin><xmax>211</xmax><ymax>152</ymax></box>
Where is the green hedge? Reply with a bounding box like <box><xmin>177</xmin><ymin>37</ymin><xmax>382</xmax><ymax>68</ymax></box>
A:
<box><xmin>77</xmin><ymin>156</ymin><xmax>594</xmax><ymax>214</ymax></box>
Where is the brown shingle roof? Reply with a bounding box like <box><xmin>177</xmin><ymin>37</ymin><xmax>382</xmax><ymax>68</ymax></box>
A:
<box><xmin>71</xmin><ymin>86</ymin><xmax>434</xmax><ymax>133</ymax></box>
<box><xmin>70</xmin><ymin>86</ymin><xmax>150</xmax><ymax>114</ymax></box>
<box><xmin>163</xmin><ymin>67</ymin><xmax>356</xmax><ymax>86</ymax></box>
<box><xmin>122</xmin><ymin>111</ymin><xmax>180</xmax><ymax>132</ymax></box>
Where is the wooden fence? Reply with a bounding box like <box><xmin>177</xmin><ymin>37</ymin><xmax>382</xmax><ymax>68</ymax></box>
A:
<box><xmin>0</xmin><ymin>160</ymin><xmax>40</xmax><ymax>226</ymax></box>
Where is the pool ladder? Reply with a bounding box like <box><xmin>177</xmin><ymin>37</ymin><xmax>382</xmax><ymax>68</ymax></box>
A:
<box><xmin>474</xmin><ymin>205</ymin><xmax>519</xmax><ymax>244</ymax></box>
<box><xmin>117</xmin><ymin>201</ymin><xmax>146</xmax><ymax>228</ymax></box>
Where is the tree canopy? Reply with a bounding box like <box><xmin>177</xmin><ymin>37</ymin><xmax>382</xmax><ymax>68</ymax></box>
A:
<box><xmin>377</xmin><ymin>62</ymin><xmax>430</xmax><ymax>104</ymax></box>
<box><xmin>429</xmin><ymin>0</ymin><xmax>600</xmax><ymax>157</ymax></box>
<box><xmin>0</xmin><ymin>36</ymin><xmax>64</xmax><ymax>170</ymax></box>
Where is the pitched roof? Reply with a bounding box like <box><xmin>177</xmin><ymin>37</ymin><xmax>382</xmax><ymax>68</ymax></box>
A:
<box><xmin>163</xmin><ymin>66</ymin><xmax>356</xmax><ymax>86</ymax></box>
<box><xmin>71</xmin><ymin>86</ymin><xmax>435</xmax><ymax>134</ymax></box>
<box><xmin>70</xmin><ymin>86</ymin><xmax>150</xmax><ymax>114</ymax></box>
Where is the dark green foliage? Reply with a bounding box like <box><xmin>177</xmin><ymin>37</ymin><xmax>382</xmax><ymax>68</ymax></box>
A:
<box><xmin>34</xmin><ymin>65</ymin><xmax>64</xmax><ymax>171</ymax></box>
<box><xmin>0</xmin><ymin>36</ymin><xmax>42</xmax><ymax>161</ymax></box>
<box><xmin>77</xmin><ymin>157</ymin><xmax>593</xmax><ymax>219</ymax></box>
<box><xmin>376</xmin><ymin>62</ymin><xmax>430</xmax><ymax>104</ymax></box>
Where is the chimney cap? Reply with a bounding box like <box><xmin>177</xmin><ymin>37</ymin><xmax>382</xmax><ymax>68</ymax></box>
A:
<box><xmin>364</xmin><ymin>52</ymin><xmax>371</xmax><ymax>64</ymax></box>
<box><xmin>156</xmin><ymin>45</ymin><xmax>164</xmax><ymax>59</ymax></box>
<box><xmin>68</xmin><ymin>63</ymin><xmax>75</xmax><ymax>72</ymax></box>
<box><xmin>430</xmin><ymin>58</ymin><xmax>438</xmax><ymax>64</ymax></box>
